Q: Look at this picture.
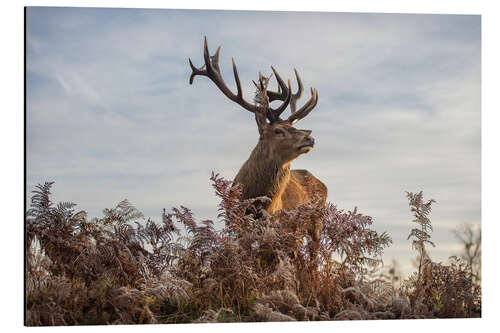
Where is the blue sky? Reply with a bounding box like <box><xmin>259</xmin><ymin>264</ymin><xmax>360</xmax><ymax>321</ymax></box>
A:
<box><xmin>26</xmin><ymin>7</ymin><xmax>480</xmax><ymax>275</ymax></box>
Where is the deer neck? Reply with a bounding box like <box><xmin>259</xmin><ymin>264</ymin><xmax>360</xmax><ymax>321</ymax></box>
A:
<box><xmin>235</xmin><ymin>140</ymin><xmax>291</xmax><ymax>204</ymax></box>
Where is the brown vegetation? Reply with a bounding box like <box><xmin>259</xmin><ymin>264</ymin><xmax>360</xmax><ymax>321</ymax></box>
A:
<box><xmin>25</xmin><ymin>177</ymin><xmax>481</xmax><ymax>325</ymax></box>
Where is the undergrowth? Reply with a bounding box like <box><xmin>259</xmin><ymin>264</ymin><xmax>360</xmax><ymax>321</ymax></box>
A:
<box><xmin>25</xmin><ymin>174</ymin><xmax>481</xmax><ymax>325</ymax></box>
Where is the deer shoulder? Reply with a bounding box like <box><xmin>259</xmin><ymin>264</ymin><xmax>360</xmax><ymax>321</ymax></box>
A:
<box><xmin>281</xmin><ymin>169</ymin><xmax>328</xmax><ymax>211</ymax></box>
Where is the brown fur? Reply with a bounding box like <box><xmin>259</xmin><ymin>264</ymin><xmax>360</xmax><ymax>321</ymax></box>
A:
<box><xmin>233</xmin><ymin>121</ymin><xmax>327</xmax><ymax>215</ymax></box>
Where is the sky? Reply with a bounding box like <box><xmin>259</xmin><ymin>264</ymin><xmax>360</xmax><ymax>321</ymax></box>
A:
<box><xmin>25</xmin><ymin>7</ymin><xmax>481</xmax><ymax>276</ymax></box>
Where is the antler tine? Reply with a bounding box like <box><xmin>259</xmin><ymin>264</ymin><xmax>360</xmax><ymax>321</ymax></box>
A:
<box><xmin>267</xmin><ymin>66</ymin><xmax>289</xmax><ymax>102</ymax></box>
<box><xmin>189</xmin><ymin>37</ymin><xmax>260</xmax><ymax>113</ymax></box>
<box><xmin>268</xmin><ymin>79</ymin><xmax>292</xmax><ymax>121</ymax></box>
<box><xmin>232</xmin><ymin>58</ymin><xmax>243</xmax><ymax>98</ymax></box>
<box><xmin>266</xmin><ymin>68</ymin><xmax>304</xmax><ymax>118</ymax></box>
<box><xmin>290</xmin><ymin>68</ymin><xmax>304</xmax><ymax>113</ymax></box>
<box><xmin>213</xmin><ymin>45</ymin><xmax>221</xmax><ymax>72</ymax></box>
<box><xmin>263</xmin><ymin>67</ymin><xmax>291</xmax><ymax>121</ymax></box>
<box><xmin>203</xmin><ymin>36</ymin><xmax>212</xmax><ymax>72</ymax></box>
<box><xmin>287</xmin><ymin>87</ymin><xmax>318</xmax><ymax>124</ymax></box>
<box><xmin>188</xmin><ymin>58</ymin><xmax>202</xmax><ymax>85</ymax></box>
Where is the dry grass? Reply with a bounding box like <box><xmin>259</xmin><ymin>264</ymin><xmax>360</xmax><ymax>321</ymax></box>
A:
<box><xmin>25</xmin><ymin>174</ymin><xmax>481</xmax><ymax>325</ymax></box>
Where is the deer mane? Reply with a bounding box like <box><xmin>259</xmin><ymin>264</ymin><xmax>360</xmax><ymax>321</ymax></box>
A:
<box><xmin>235</xmin><ymin>140</ymin><xmax>292</xmax><ymax>201</ymax></box>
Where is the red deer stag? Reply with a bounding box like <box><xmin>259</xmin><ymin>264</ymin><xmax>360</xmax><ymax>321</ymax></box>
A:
<box><xmin>189</xmin><ymin>38</ymin><xmax>327</xmax><ymax>239</ymax></box>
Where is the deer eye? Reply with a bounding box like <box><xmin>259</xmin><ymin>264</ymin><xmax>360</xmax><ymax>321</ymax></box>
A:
<box><xmin>274</xmin><ymin>129</ymin><xmax>284</xmax><ymax>136</ymax></box>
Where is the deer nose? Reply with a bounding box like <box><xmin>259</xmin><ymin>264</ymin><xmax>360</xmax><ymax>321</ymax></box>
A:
<box><xmin>305</xmin><ymin>136</ymin><xmax>315</xmax><ymax>145</ymax></box>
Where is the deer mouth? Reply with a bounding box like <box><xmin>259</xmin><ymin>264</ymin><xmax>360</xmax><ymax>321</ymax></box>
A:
<box><xmin>298</xmin><ymin>143</ymin><xmax>314</xmax><ymax>153</ymax></box>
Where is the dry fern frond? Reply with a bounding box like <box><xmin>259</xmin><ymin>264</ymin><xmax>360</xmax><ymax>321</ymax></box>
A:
<box><xmin>25</xmin><ymin>179</ymin><xmax>480</xmax><ymax>325</ymax></box>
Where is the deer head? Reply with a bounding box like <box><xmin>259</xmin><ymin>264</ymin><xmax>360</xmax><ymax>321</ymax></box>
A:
<box><xmin>189</xmin><ymin>37</ymin><xmax>319</xmax><ymax>165</ymax></box>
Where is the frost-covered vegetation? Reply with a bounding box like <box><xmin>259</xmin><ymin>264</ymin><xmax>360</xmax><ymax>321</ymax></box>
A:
<box><xmin>25</xmin><ymin>174</ymin><xmax>481</xmax><ymax>325</ymax></box>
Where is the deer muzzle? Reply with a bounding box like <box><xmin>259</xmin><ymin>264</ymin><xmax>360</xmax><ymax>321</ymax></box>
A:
<box><xmin>298</xmin><ymin>136</ymin><xmax>315</xmax><ymax>153</ymax></box>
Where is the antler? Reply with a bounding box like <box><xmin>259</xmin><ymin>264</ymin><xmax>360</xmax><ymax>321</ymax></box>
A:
<box><xmin>189</xmin><ymin>37</ymin><xmax>318</xmax><ymax>127</ymax></box>
<box><xmin>189</xmin><ymin>37</ymin><xmax>261</xmax><ymax>113</ymax></box>
<box><xmin>267</xmin><ymin>68</ymin><xmax>319</xmax><ymax>125</ymax></box>
<box><xmin>267</xmin><ymin>68</ymin><xmax>302</xmax><ymax>113</ymax></box>
<box><xmin>264</xmin><ymin>67</ymin><xmax>292</xmax><ymax>122</ymax></box>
